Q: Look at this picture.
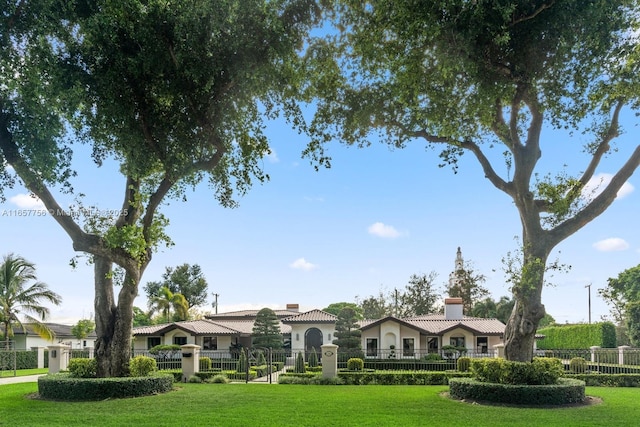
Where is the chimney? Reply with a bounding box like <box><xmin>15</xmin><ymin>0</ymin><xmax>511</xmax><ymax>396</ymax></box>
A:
<box><xmin>286</xmin><ymin>303</ymin><xmax>299</xmax><ymax>312</ymax></box>
<box><xmin>444</xmin><ymin>297</ymin><xmax>463</xmax><ymax>320</ymax></box>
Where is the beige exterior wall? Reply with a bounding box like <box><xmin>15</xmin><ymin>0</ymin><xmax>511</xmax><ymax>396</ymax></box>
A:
<box><xmin>289</xmin><ymin>324</ymin><xmax>336</xmax><ymax>353</ymax></box>
<box><xmin>15</xmin><ymin>335</ymin><xmax>94</xmax><ymax>350</ymax></box>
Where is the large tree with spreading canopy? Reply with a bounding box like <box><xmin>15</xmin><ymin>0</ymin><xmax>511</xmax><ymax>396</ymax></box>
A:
<box><xmin>0</xmin><ymin>0</ymin><xmax>320</xmax><ymax>376</ymax></box>
<box><xmin>303</xmin><ymin>1</ymin><xmax>640</xmax><ymax>361</ymax></box>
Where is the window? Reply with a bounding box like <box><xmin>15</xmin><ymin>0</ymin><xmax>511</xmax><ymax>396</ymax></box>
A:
<box><xmin>450</xmin><ymin>336</ymin><xmax>465</xmax><ymax>348</ymax></box>
<box><xmin>427</xmin><ymin>337</ymin><xmax>439</xmax><ymax>352</ymax></box>
<box><xmin>366</xmin><ymin>338</ymin><xmax>378</xmax><ymax>357</ymax></box>
<box><xmin>173</xmin><ymin>336</ymin><xmax>187</xmax><ymax>346</ymax></box>
<box><xmin>203</xmin><ymin>337</ymin><xmax>217</xmax><ymax>350</ymax></box>
<box><xmin>402</xmin><ymin>338</ymin><xmax>415</xmax><ymax>357</ymax></box>
<box><xmin>476</xmin><ymin>337</ymin><xmax>488</xmax><ymax>353</ymax></box>
<box><xmin>147</xmin><ymin>337</ymin><xmax>161</xmax><ymax>349</ymax></box>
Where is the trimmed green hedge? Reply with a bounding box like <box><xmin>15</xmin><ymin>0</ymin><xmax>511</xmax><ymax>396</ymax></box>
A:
<box><xmin>37</xmin><ymin>373</ymin><xmax>174</xmax><ymax>401</ymax></box>
<box><xmin>0</xmin><ymin>350</ymin><xmax>40</xmax><ymax>370</ymax></box>
<box><xmin>449</xmin><ymin>377</ymin><xmax>586</xmax><ymax>405</ymax></box>
<box><xmin>337</xmin><ymin>371</ymin><xmax>472</xmax><ymax>385</ymax></box>
<box><xmin>537</xmin><ymin>322</ymin><xmax>616</xmax><ymax>349</ymax></box>
<box><xmin>566</xmin><ymin>373</ymin><xmax>640</xmax><ymax>387</ymax></box>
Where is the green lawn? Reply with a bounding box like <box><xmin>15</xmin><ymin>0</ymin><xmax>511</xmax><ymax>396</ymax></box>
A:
<box><xmin>0</xmin><ymin>368</ymin><xmax>47</xmax><ymax>377</ymax></box>
<box><xmin>0</xmin><ymin>383</ymin><xmax>638</xmax><ymax>426</ymax></box>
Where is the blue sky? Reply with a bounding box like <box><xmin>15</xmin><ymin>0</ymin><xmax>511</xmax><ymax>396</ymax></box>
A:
<box><xmin>2</xmin><ymin>107</ymin><xmax>639</xmax><ymax>326</ymax></box>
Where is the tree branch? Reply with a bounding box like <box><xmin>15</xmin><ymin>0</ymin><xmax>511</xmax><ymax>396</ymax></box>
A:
<box><xmin>550</xmin><ymin>144</ymin><xmax>640</xmax><ymax>245</ymax></box>
<box><xmin>510</xmin><ymin>1</ymin><xmax>555</xmax><ymax>27</ymax></box>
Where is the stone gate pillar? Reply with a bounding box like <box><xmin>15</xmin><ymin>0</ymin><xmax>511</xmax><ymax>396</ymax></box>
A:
<box><xmin>47</xmin><ymin>344</ymin><xmax>70</xmax><ymax>373</ymax></box>
<box><xmin>181</xmin><ymin>344</ymin><xmax>201</xmax><ymax>382</ymax></box>
<box><xmin>320</xmin><ymin>344</ymin><xmax>339</xmax><ymax>378</ymax></box>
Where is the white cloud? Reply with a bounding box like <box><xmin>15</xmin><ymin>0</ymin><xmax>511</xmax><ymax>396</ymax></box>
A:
<box><xmin>368</xmin><ymin>222</ymin><xmax>401</xmax><ymax>238</ymax></box>
<box><xmin>582</xmin><ymin>173</ymin><xmax>634</xmax><ymax>201</ymax></box>
<box><xmin>289</xmin><ymin>258</ymin><xmax>318</xmax><ymax>271</ymax></box>
<box><xmin>265</xmin><ymin>148</ymin><xmax>279</xmax><ymax>163</ymax></box>
<box><xmin>593</xmin><ymin>237</ymin><xmax>629</xmax><ymax>252</ymax></box>
<box><xmin>9</xmin><ymin>193</ymin><xmax>45</xmax><ymax>209</ymax></box>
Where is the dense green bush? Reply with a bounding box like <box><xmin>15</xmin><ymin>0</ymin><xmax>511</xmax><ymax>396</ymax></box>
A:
<box><xmin>423</xmin><ymin>353</ymin><xmax>443</xmax><ymax>361</ymax></box>
<box><xmin>449</xmin><ymin>377</ymin><xmax>585</xmax><ymax>405</ymax></box>
<box><xmin>236</xmin><ymin>349</ymin><xmax>248</xmax><ymax>373</ymax></box>
<box><xmin>294</xmin><ymin>352</ymin><xmax>306</xmax><ymax>373</ymax></box>
<box><xmin>308</xmin><ymin>347</ymin><xmax>319</xmax><ymax>368</ymax></box>
<box><xmin>569</xmin><ymin>357</ymin><xmax>588</xmax><ymax>373</ymax></box>
<box><xmin>129</xmin><ymin>356</ymin><xmax>157</xmax><ymax>377</ymax></box>
<box><xmin>566</xmin><ymin>373</ymin><xmax>640</xmax><ymax>387</ymax></box>
<box><xmin>457</xmin><ymin>357</ymin><xmax>471</xmax><ymax>372</ymax></box>
<box><xmin>38</xmin><ymin>373</ymin><xmax>174</xmax><ymax>401</ymax></box>
<box><xmin>208</xmin><ymin>374</ymin><xmax>230</xmax><ymax>384</ymax></box>
<box><xmin>148</xmin><ymin>344</ymin><xmax>181</xmax><ymax>354</ymax></box>
<box><xmin>347</xmin><ymin>358</ymin><xmax>364</xmax><ymax>371</ymax></box>
<box><xmin>338</xmin><ymin>371</ymin><xmax>471</xmax><ymax>385</ymax></box>
<box><xmin>279</xmin><ymin>375</ymin><xmax>344</xmax><ymax>385</ymax></box>
<box><xmin>256</xmin><ymin>351</ymin><xmax>266</xmax><ymax>366</ymax></box>
<box><xmin>199</xmin><ymin>356</ymin><xmax>212</xmax><ymax>371</ymax></box>
<box><xmin>0</xmin><ymin>350</ymin><xmax>39</xmax><ymax>370</ymax></box>
<box><xmin>68</xmin><ymin>358</ymin><xmax>97</xmax><ymax>378</ymax></box>
<box><xmin>471</xmin><ymin>357</ymin><xmax>562</xmax><ymax>385</ymax></box>
<box><xmin>537</xmin><ymin>322</ymin><xmax>616</xmax><ymax>349</ymax></box>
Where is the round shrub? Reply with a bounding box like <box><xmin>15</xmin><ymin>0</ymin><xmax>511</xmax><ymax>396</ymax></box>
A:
<box><xmin>347</xmin><ymin>358</ymin><xmax>364</xmax><ymax>371</ymax></box>
<box><xmin>209</xmin><ymin>374</ymin><xmax>230</xmax><ymax>384</ymax></box>
<box><xmin>569</xmin><ymin>357</ymin><xmax>588</xmax><ymax>374</ymax></box>
<box><xmin>188</xmin><ymin>375</ymin><xmax>202</xmax><ymax>383</ymax></box>
<box><xmin>457</xmin><ymin>357</ymin><xmax>471</xmax><ymax>372</ymax></box>
<box><xmin>68</xmin><ymin>358</ymin><xmax>97</xmax><ymax>378</ymax></box>
<box><xmin>129</xmin><ymin>355</ymin><xmax>157</xmax><ymax>377</ymax></box>
<box><xmin>38</xmin><ymin>372</ymin><xmax>174</xmax><ymax>401</ymax></box>
<box><xmin>449</xmin><ymin>377</ymin><xmax>585</xmax><ymax>405</ymax></box>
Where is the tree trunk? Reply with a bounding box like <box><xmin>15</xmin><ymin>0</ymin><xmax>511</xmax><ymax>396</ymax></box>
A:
<box><xmin>93</xmin><ymin>256</ymin><xmax>139</xmax><ymax>377</ymax></box>
<box><xmin>503</xmin><ymin>243</ymin><xmax>548</xmax><ymax>362</ymax></box>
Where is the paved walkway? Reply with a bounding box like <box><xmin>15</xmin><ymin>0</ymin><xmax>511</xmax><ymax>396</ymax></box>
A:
<box><xmin>0</xmin><ymin>374</ymin><xmax>43</xmax><ymax>385</ymax></box>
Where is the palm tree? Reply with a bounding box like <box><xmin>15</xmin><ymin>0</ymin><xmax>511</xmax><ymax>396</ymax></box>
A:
<box><xmin>148</xmin><ymin>286</ymin><xmax>189</xmax><ymax>323</ymax></box>
<box><xmin>0</xmin><ymin>253</ymin><xmax>62</xmax><ymax>347</ymax></box>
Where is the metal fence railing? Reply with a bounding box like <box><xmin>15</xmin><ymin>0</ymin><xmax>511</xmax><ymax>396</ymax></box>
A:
<box><xmin>536</xmin><ymin>348</ymin><xmax>640</xmax><ymax>374</ymax></box>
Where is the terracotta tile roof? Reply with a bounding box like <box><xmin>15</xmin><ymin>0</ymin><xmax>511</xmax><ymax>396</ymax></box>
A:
<box><xmin>360</xmin><ymin>316</ymin><xmax>506</xmax><ymax>336</ymax></box>
<box><xmin>134</xmin><ymin>318</ymin><xmax>292</xmax><ymax>337</ymax></box>
<box><xmin>12</xmin><ymin>323</ymin><xmax>97</xmax><ymax>338</ymax></box>
<box><xmin>205</xmin><ymin>309</ymin><xmax>300</xmax><ymax>320</ymax></box>
<box><xmin>282</xmin><ymin>309</ymin><xmax>337</xmax><ymax>323</ymax></box>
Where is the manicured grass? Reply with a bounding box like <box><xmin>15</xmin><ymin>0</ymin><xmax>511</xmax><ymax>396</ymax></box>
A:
<box><xmin>0</xmin><ymin>368</ymin><xmax>47</xmax><ymax>377</ymax></box>
<box><xmin>0</xmin><ymin>383</ymin><xmax>638</xmax><ymax>426</ymax></box>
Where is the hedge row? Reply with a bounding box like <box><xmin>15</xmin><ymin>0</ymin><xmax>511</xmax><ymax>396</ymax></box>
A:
<box><xmin>37</xmin><ymin>373</ymin><xmax>174</xmax><ymax>401</ymax></box>
<box><xmin>449</xmin><ymin>377</ymin><xmax>585</xmax><ymax>405</ymax></box>
<box><xmin>336</xmin><ymin>371</ymin><xmax>472</xmax><ymax>385</ymax></box>
<box><xmin>0</xmin><ymin>350</ymin><xmax>43</xmax><ymax>370</ymax></box>
<box><xmin>566</xmin><ymin>373</ymin><xmax>640</xmax><ymax>387</ymax></box>
<box><xmin>537</xmin><ymin>322</ymin><xmax>616</xmax><ymax>349</ymax></box>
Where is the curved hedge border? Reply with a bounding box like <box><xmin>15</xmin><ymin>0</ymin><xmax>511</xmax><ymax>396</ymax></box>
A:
<box><xmin>448</xmin><ymin>377</ymin><xmax>585</xmax><ymax>405</ymax></box>
<box><xmin>38</xmin><ymin>373</ymin><xmax>174</xmax><ymax>401</ymax></box>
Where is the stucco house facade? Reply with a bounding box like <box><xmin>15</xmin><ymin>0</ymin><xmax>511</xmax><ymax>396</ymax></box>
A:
<box><xmin>8</xmin><ymin>323</ymin><xmax>97</xmax><ymax>350</ymax></box>
<box><xmin>132</xmin><ymin>298</ymin><xmax>508</xmax><ymax>357</ymax></box>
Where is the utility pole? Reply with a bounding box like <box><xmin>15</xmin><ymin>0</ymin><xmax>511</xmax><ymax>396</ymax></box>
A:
<box><xmin>585</xmin><ymin>284</ymin><xmax>591</xmax><ymax>324</ymax></box>
<box><xmin>212</xmin><ymin>293</ymin><xmax>219</xmax><ymax>314</ymax></box>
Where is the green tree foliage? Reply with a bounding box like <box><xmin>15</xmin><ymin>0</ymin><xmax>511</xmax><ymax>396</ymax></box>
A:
<box><xmin>252</xmin><ymin>308</ymin><xmax>283</xmax><ymax>349</ymax></box>
<box><xmin>536</xmin><ymin>323</ymin><xmax>617</xmax><ymax>349</ymax></box>
<box><xmin>236</xmin><ymin>348</ymin><xmax>248</xmax><ymax>373</ymax></box>
<box><xmin>0</xmin><ymin>254</ymin><xmax>62</xmax><ymax>346</ymax></box>
<box><xmin>132</xmin><ymin>306</ymin><xmax>153</xmax><ymax>327</ymax></box>
<box><xmin>626</xmin><ymin>302</ymin><xmax>640</xmax><ymax>347</ymax></box>
<box><xmin>323</xmin><ymin>302</ymin><xmax>362</xmax><ymax>318</ymax></box>
<box><xmin>71</xmin><ymin>319</ymin><xmax>95</xmax><ymax>342</ymax></box>
<box><xmin>471</xmin><ymin>296</ymin><xmax>515</xmax><ymax>324</ymax></box>
<box><xmin>144</xmin><ymin>264</ymin><xmax>208</xmax><ymax>308</ymax></box>
<box><xmin>357</xmin><ymin>290</ymin><xmax>391</xmax><ymax>319</ymax></box>
<box><xmin>304</xmin><ymin>1</ymin><xmax>640</xmax><ymax>361</ymax></box>
<box><xmin>397</xmin><ymin>272</ymin><xmax>441</xmax><ymax>317</ymax></box>
<box><xmin>448</xmin><ymin>262</ymin><xmax>489</xmax><ymax>314</ymax></box>
<box><xmin>308</xmin><ymin>347</ymin><xmax>318</xmax><ymax>368</ymax></box>
<box><xmin>333</xmin><ymin>307</ymin><xmax>361</xmax><ymax>350</ymax></box>
<box><xmin>0</xmin><ymin>0</ymin><xmax>320</xmax><ymax>376</ymax></box>
<box><xmin>599</xmin><ymin>264</ymin><xmax>640</xmax><ymax>321</ymax></box>
<box><xmin>148</xmin><ymin>286</ymin><xmax>189</xmax><ymax>323</ymax></box>
<box><xmin>294</xmin><ymin>351</ymin><xmax>306</xmax><ymax>373</ymax></box>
